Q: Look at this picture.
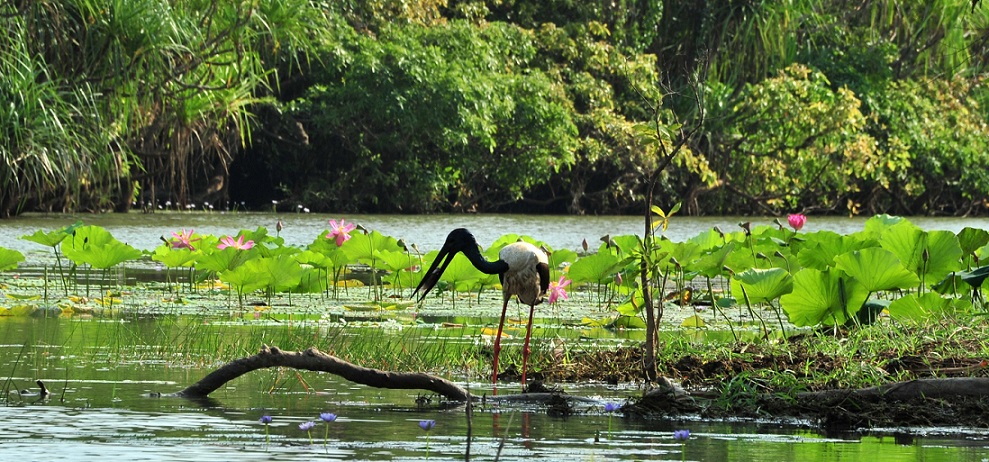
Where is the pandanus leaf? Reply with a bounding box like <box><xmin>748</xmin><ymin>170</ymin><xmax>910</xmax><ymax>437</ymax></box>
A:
<box><xmin>780</xmin><ymin>268</ymin><xmax>868</xmax><ymax>326</ymax></box>
<box><xmin>879</xmin><ymin>222</ymin><xmax>961</xmax><ymax>283</ymax></box>
<box><xmin>833</xmin><ymin>248</ymin><xmax>920</xmax><ymax>292</ymax></box>
<box><xmin>730</xmin><ymin>268</ymin><xmax>793</xmax><ymax>304</ymax></box>
<box><xmin>0</xmin><ymin>247</ymin><xmax>25</xmax><ymax>271</ymax></box>
<box><xmin>62</xmin><ymin>225</ymin><xmax>142</xmax><ymax>269</ymax></box>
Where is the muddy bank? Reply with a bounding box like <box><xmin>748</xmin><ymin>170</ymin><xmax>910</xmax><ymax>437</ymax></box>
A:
<box><xmin>533</xmin><ymin>337</ymin><xmax>989</xmax><ymax>429</ymax></box>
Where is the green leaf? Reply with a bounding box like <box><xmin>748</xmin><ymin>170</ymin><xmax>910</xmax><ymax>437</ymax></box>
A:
<box><xmin>151</xmin><ymin>246</ymin><xmax>199</xmax><ymax>268</ymax></box>
<box><xmin>780</xmin><ymin>268</ymin><xmax>868</xmax><ymax>326</ymax></box>
<box><xmin>197</xmin><ymin>247</ymin><xmax>253</xmax><ymax>273</ymax></box>
<box><xmin>879</xmin><ymin>222</ymin><xmax>962</xmax><ymax>282</ymax></box>
<box><xmin>796</xmin><ymin>230</ymin><xmax>873</xmax><ymax>271</ymax></box>
<box><xmin>20</xmin><ymin>221</ymin><xmax>83</xmax><ymax>248</ymax></box>
<box><xmin>252</xmin><ymin>255</ymin><xmax>304</xmax><ymax>292</ymax></box>
<box><xmin>219</xmin><ymin>263</ymin><xmax>271</xmax><ymax>295</ymax></box>
<box><xmin>0</xmin><ymin>247</ymin><xmax>25</xmax><ymax>271</ymax></box>
<box><xmin>960</xmin><ymin>265</ymin><xmax>989</xmax><ymax>289</ymax></box>
<box><xmin>958</xmin><ymin>227</ymin><xmax>989</xmax><ymax>257</ymax></box>
<box><xmin>731</xmin><ymin>268</ymin><xmax>793</xmax><ymax>304</ymax></box>
<box><xmin>342</xmin><ymin>230</ymin><xmax>403</xmax><ymax>268</ymax></box>
<box><xmin>62</xmin><ymin>225</ymin><xmax>142</xmax><ymax>269</ymax></box>
<box><xmin>567</xmin><ymin>251</ymin><xmax>621</xmax><ymax>285</ymax></box>
<box><xmin>887</xmin><ymin>292</ymin><xmax>971</xmax><ymax>321</ymax></box>
<box><xmin>833</xmin><ymin>248</ymin><xmax>920</xmax><ymax>292</ymax></box>
<box><xmin>688</xmin><ymin>242</ymin><xmax>736</xmax><ymax>278</ymax></box>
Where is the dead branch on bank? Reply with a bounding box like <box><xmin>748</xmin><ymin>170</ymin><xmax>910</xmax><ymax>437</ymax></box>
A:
<box><xmin>175</xmin><ymin>345</ymin><xmax>472</xmax><ymax>401</ymax></box>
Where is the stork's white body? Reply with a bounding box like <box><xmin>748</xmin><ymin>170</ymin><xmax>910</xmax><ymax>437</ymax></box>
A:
<box><xmin>498</xmin><ymin>242</ymin><xmax>548</xmax><ymax>307</ymax></box>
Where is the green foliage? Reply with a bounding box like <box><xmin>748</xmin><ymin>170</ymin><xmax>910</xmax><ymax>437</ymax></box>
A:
<box><xmin>62</xmin><ymin>225</ymin><xmax>143</xmax><ymax>270</ymax></box>
<box><xmin>0</xmin><ymin>247</ymin><xmax>25</xmax><ymax>271</ymax></box>
<box><xmin>295</xmin><ymin>20</ymin><xmax>577</xmax><ymax>212</ymax></box>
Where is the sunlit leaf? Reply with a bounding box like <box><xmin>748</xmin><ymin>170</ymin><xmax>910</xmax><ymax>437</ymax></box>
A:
<box><xmin>219</xmin><ymin>263</ymin><xmax>271</xmax><ymax>295</ymax></box>
<box><xmin>958</xmin><ymin>227</ymin><xmax>989</xmax><ymax>258</ymax></box>
<box><xmin>681</xmin><ymin>315</ymin><xmax>706</xmax><ymax>328</ymax></box>
<box><xmin>796</xmin><ymin>230</ymin><xmax>874</xmax><ymax>271</ymax></box>
<box><xmin>833</xmin><ymin>248</ymin><xmax>920</xmax><ymax>292</ymax></box>
<box><xmin>609</xmin><ymin>315</ymin><xmax>646</xmax><ymax>329</ymax></box>
<box><xmin>780</xmin><ymin>268</ymin><xmax>868</xmax><ymax>326</ymax></box>
<box><xmin>0</xmin><ymin>247</ymin><xmax>25</xmax><ymax>271</ymax></box>
<box><xmin>62</xmin><ymin>225</ymin><xmax>142</xmax><ymax>269</ymax></box>
<box><xmin>6</xmin><ymin>293</ymin><xmax>40</xmax><ymax>300</ymax></box>
<box><xmin>730</xmin><ymin>267</ymin><xmax>793</xmax><ymax>304</ymax></box>
<box><xmin>151</xmin><ymin>246</ymin><xmax>199</xmax><ymax>268</ymax></box>
<box><xmin>879</xmin><ymin>222</ymin><xmax>961</xmax><ymax>283</ymax></box>
<box><xmin>567</xmin><ymin>251</ymin><xmax>621</xmax><ymax>285</ymax></box>
<box><xmin>887</xmin><ymin>292</ymin><xmax>971</xmax><ymax>321</ymax></box>
<box><xmin>19</xmin><ymin>221</ymin><xmax>82</xmax><ymax>248</ymax></box>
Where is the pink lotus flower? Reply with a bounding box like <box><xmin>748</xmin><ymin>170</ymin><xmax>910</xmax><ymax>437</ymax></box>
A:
<box><xmin>170</xmin><ymin>229</ymin><xmax>200</xmax><ymax>250</ymax></box>
<box><xmin>217</xmin><ymin>235</ymin><xmax>255</xmax><ymax>250</ymax></box>
<box><xmin>787</xmin><ymin>214</ymin><xmax>807</xmax><ymax>231</ymax></box>
<box><xmin>326</xmin><ymin>219</ymin><xmax>356</xmax><ymax>246</ymax></box>
<box><xmin>548</xmin><ymin>275</ymin><xmax>571</xmax><ymax>304</ymax></box>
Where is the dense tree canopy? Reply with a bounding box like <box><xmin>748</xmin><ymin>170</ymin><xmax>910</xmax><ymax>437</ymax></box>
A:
<box><xmin>2</xmin><ymin>0</ymin><xmax>989</xmax><ymax>217</ymax></box>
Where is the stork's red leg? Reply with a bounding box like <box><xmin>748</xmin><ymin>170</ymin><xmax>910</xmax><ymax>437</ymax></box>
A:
<box><xmin>520</xmin><ymin>303</ymin><xmax>536</xmax><ymax>389</ymax></box>
<box><xmin>492</xmin><ymin>298</ymin><xmax>510</xmax><ymax>385</ymax></box>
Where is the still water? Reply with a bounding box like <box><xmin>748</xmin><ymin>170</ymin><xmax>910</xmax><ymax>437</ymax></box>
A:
<box><xmin>3</xmin><ymin>212</ymin><xmax>989</xmax><ymax>460</ymax></box>
<box><xmin>2</xmin><ymin>211</ymin><xmax>989</xmax><ymax>253</ymax></box>
<box><xmin>2</xmin><ymin>317</ymin><xmax>989</xmax><ymax>461</ymax></box>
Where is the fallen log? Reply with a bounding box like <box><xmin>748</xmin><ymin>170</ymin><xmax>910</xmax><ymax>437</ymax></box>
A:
<box><xmin>176</xmin><ymin>345</ymin><xmax>472</xmax><ymax>402</ymax></box>
<box><xmin>796</xmin><ymin>377</ymin><xmax>989</xmax><ymax>403</ymax></box>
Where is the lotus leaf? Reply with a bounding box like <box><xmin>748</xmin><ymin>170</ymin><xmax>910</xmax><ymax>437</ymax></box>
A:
<box><xmin>730</xmin><ymin>268</ymin><xmax>793</xmax><ymax>304</ymax></box>
<box><xmin>62</xmin><ymin>225</ymin><xmax>142</xmax><ymax>269</ymax></box>
<box><xmin>834</xmin><ymin>247</ymin><xmax>921</xmax><ymax>292</ymax></box>
<box><xmin>567</xmin><ymin>251</ymin><xmax>621</xmax><ymax>285</ymax></box>
<box><xmin>0</xmin><ymin>247</ymin><xmax>25</xmax><ymax>271</ymax></box>
<box><xmin>19</xmin><ymin>221</ymin><xmax>82</xmax><ymax>247</ymax></box>
<box><xmin>879</xmin><ymin>222</ymin><xmax>961</xmax><ymax>283</ymax></box>
<box><xmin>780</xmin><ymin>268</ymin><xmax>868</xmax><ymax>326</ymax></box>
<box><xmin>887</xmin><ymin>292</ymin><xmax>971</xmax><ymax>321</ymax></box>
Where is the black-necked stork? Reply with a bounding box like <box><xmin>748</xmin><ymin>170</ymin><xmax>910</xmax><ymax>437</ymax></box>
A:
<box><xmin>413</xmin><ymin>228</ymin><xmax>549</xmax><ymax>387</ymax></box>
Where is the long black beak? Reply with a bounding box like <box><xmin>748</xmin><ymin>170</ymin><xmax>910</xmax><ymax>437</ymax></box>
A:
<box><xmin>413</xmin><ymin>244</ymin><xmax>458</xmax><ymax>301</ymax></box>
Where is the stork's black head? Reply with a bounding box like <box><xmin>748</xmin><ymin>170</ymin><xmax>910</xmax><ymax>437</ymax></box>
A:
<box><xmin>413</xmin><ymin>228</ymin><xmax>480</xmax><ymax>302</ymax></box>
<box><xmin>444</xmin><ymin>228</ymin><xmax>478</xmax><ymax>251</ymax></box>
